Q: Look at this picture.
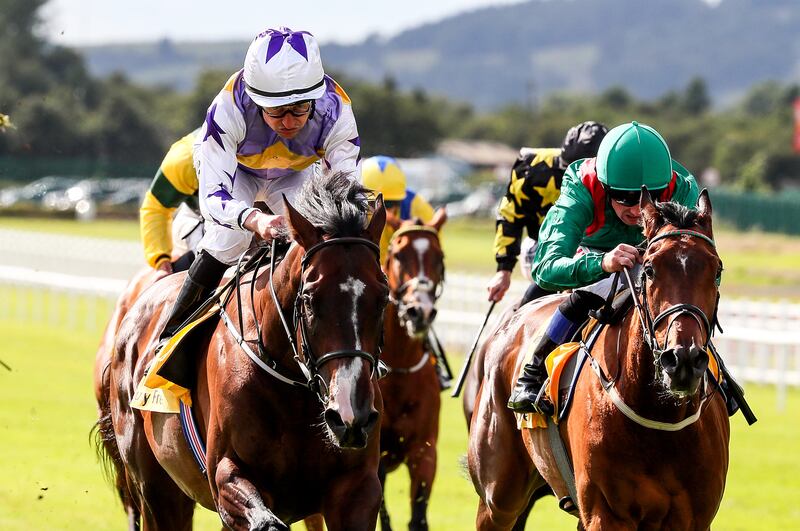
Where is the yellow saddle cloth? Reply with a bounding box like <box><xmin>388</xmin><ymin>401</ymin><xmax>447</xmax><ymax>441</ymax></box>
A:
<box><xmin>131</xmin><ymin>303</ymin><xmax>220</xmax><ymax>413</ymax></box>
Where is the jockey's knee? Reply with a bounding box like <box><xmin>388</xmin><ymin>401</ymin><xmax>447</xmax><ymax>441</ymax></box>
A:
<box><xmin>559</xmin><ymin>290</ymin><xmax>605</xmax><ymax>321</ymax></box>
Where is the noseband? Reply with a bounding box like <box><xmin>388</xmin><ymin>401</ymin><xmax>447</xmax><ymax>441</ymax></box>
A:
<box><xmin>386</xmin><ymin>225</ymin><xmax>445</xmax><ymax>319</ymax></box>
<box><xmin>625</xmin><ymin>229</ymin><xmax>720</xmax><ymax>370</ymax></box>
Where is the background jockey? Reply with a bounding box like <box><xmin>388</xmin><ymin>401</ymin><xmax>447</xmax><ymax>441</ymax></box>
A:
<box><xmin>140</xmin><ymin>128</ymin><xmax>204</xmax><ymax>274</ymax></box>
<box><xmin>507</xmin><ymin>121</ymin><xmax>701</xmax><ymax>414</ymax></box>
<box><xmin>486</xmin><ymin>121</ymin><xmax>609</xmax><ymax>305</ymax></box>
<box><xmin>157</xmin><ymin>28</ymin><xmax>362</xmax><ymax>366</ymax></box>
<box><xmin>361</xmin><ymin>155</ymin><xmax>435</xmax><ymax>263</ymax></box>
<box><xmin>360</xmin><ymin>155</ymin><xmax>452</xmax><ymax>389</ymax></box>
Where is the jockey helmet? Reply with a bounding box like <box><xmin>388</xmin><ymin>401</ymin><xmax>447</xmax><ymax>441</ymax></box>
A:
<box><xmin>597</xmin><ymin>121</ymin><xmax>672</xmax><ymax>191</ymax></box>
<box><xmin>559</xmin><ymin>121</ymin><xmax>608</xmax><ymax>168</ymax></box>
<box><xmin>244</xmin><ymin>28</ymin><xmax>326</xmax><ymax>108</ymax></box>
<box><xmin>361</xmin><ymin>156</ymin><xmax>407</xmax><ymax>201</ymax></box>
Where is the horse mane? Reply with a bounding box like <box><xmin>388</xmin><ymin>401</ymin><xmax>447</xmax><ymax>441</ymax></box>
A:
<box><xmin>292</xmin><ymin>171</ymin><xmax>371</xmax><ymax>237</ymax></box>
<box><xmin>655</xmin><ymin>201</ymin><xmax>700</xmax><ymax>229</ymax></box>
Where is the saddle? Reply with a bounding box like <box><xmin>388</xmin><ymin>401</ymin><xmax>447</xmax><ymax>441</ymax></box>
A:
<box><xmin>132</xmin><ymin>243</ymin><xmax>287</xmax><ymax>413</ymax></box>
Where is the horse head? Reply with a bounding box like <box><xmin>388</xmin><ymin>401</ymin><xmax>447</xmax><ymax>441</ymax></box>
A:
<box><xmin>385</xmin><ymin>208</ymin><xmax>447</xmax><ymax>338</ymax></box>
<box><xmin>638</xmin><ymin>188</ymin><xmax>721</xmax><ymax>396</ymax></box>
<box><xmin>281</xmin><ymin>176</ymin><xmax>389</xmax><ymax>449</ymax></box>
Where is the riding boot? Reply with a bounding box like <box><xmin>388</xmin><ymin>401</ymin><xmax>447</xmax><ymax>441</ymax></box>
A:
<box><xmin>434</xmin><ymin>357</ymin><xmax>452</xmax><ymax>390</ymax></box>
<box><xmin>155</xmin><ymin>250</ymin><xmax>228</xmax><ymax>390</ymax></box>
<box><xmin>508</xmin><ymin>290</ymin><xmax>605</xmax><ymax>414</ymax></box>
<box><xmin>159</xmin><ymin>250</ymin><xmax>228</xmax><ymax>342</ymax></box>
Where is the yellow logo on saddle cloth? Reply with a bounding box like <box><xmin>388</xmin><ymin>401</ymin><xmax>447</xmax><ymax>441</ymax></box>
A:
<box><xmin>131</xmin><ymin>304</ymin><xmax>220</xmax><ymax>413</ymax></box>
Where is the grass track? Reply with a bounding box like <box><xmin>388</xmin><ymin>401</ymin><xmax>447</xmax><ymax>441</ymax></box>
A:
<box><xmin>0</xmin><ymin>313</ymin><xmax>797</xmax><ymax>530</ymax></box>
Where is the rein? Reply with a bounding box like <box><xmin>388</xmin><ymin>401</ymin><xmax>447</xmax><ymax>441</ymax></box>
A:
<box><xmin>219</xmin><ymin>236</ymin><xmax>382</xmax><ymax>403</ymax></box>
<box><xmin>590</xmin><ymin>229</ymin><xmax>720</xmax><ymax>431</ymax></box>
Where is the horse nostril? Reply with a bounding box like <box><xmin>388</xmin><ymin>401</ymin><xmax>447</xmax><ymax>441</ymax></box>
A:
<box><xmin>324</xmin><ymin>408</ymin><xmax>346</xmax><ymax>431</ymax></box>
<box><xmin>429</xmin><ymin>307</ymin><xmax>438</xmax><ymax>322</ymax></box>
<box><xmin>405</xmin><ymin>306</ymin><xmax>420</xmax><ymax>321</ymax></box>
<box><xmin>660</xmin><ymin>348</ymin><xmax>680</xmax><ymax>373</ymax></box>
<box><xmin>364</xmin><ymin>410</ymin><xmax>380</xmax><ymax>432</ymax></box>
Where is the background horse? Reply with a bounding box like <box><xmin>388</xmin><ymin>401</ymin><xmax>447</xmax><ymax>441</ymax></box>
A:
<box><xmin>468</xmin><ymin>190</ymin><xmax>730</xmax><ymax>530</ymax></box>
<box><xmin>95</xmin><ymin>174</ymin><xmax>389</xmax><ymax>530</ymax></box>
<box><xmin>377</xmin><ymin>210</ymin><xmax>446</xmax><ymax>531</ymax></box>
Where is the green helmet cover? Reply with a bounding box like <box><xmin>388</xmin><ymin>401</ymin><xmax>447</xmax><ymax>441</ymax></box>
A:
<box><xmin>596</xmin><ymin>121</ymin><xmax>672</xmax><ymax>191</ymax></box>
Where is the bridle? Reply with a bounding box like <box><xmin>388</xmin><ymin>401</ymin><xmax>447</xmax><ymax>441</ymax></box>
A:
<box><xmin>386</xmin><ymin>225</ymin><xmax>445</xmax><ymax>320</ymax></box>
<box><xmin>586</xmin><ymin>228</ymin><xmax>724</xmax><ymax>431</ymax></box>
<box><xmin>219</xmin><ymin>236</ymin><xmax>383</xmax><ymax>404</ymax></box>
<box><xmin>624</xmin><ymin>229</ymin><xmax>721</xmax><ymax>372</ymax></box>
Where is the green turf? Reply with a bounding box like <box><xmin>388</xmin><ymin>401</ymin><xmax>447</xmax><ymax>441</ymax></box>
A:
<box><xmin>0</xmin><ymin>306</ymin><xmax>797</xmax><ymax>530</ymax></box>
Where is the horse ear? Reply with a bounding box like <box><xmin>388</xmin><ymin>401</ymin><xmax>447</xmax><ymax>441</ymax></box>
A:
<box><xmin>283</xmin><ymin>194</ymin><xmax>320</xmax><ymax>248</ymax></box>
<box><xmin>429</xmin><ymin>207</ymin><xmax>448</xmax><ymax>232</ymax></box>
<box><xmin>696</xmin><ymin>188</ymin><xmax>714</xmax><ymax>236</ymax></box>
<box><xmin>366</xmin><ymin>194</ymin><xmax>387</xmax><ymax>244</ymax></box>
<box><xmin>385</xmin><ymin>205</ymin><xmax>402</xmax><ymax>231</ymax></box>
<box><xmin>640</xmin><ymin>186</ymin><xmax>662</xmax><ymax>238</ymax></box>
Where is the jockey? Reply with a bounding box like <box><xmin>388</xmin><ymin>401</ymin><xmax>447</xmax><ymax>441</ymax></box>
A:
<box><xmin>507</xmin><ymin>121</ymin><xmax>700</xmax><ymax>414</ymax></box>
<box><xmin>361</xmin><ymin>155</ymin><xmax>453</xmax><ymax>389</ymax></box>
<box><xmin>158</xmin><ymin>28</ymin><xmax>361</xmax><ymax>351</ymax></box>
<box><xmin>140</xmin><ymin>128</ymin><xmax>204</xmax><ymax>274</ymax></box>
<box><xmin>361</xmin><ymin>155</ymin><xmax>435</xmax><ymax>262</ymax></box>
<box><xmin>487</xmin><ymin>121</ymin><xmax>608</xmax><ymax>304</ymax></box>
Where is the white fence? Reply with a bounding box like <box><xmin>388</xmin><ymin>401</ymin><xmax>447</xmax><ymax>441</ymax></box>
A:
<box><xmin>1</xmin><ymin>227</ymin><xmax>798</xmax><ymax>409</ymax></box>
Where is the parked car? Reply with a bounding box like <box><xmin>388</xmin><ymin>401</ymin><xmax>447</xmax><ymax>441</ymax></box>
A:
<box><xmin>0</xmin><ymin>176</ymin><xmax>79</xmax><ymax>212</ymax></box>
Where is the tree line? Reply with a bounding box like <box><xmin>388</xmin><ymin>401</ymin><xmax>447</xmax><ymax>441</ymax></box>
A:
<box><xmin>1</xmin><ymin>0</ymin><xmax>798</xmax><ymax>190</ymax></box>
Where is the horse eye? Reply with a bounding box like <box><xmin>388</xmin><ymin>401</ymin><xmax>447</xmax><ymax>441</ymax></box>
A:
<box><xmin>644</xmin><ymin>263</ymin><xmax>655</xmax><ymax>279</ymax></box>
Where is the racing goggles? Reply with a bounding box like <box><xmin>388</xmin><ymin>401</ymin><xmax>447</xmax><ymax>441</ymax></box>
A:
<box><xmin>606</xmin><ymin>187</ymin><xmax>666</xmax><ymax>207</ymax></box>
<box><xmin>261</xmin><ymin>100</ymin><xmax>314</xmax><ymax>119</ymax></box>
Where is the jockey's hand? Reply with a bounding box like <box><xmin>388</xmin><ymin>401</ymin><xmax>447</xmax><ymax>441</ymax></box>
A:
<box><xmin>155</xmin><ymin>260</ymin><xmax>173</xmax><ymax>274</ymax></box>
<box><xmin>601</xmin><ymin>243</ymin><xmax>642</xmax><ymax>273</ymax></box>
<box><xmin>487</xmin><ymin>270</ymin><xmax>512</xmax><ymax>302</ymax></box>
<box><xmin>244</xmin><ymin>211</ymin><xmax>286</xmax><ymax>241</ymax></box>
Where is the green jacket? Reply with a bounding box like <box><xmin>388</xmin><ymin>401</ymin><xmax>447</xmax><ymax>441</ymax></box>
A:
<box><xmin>532</xmin><ymin>157</ymin><xmax>699</xmax><ymax>292</ymax></box>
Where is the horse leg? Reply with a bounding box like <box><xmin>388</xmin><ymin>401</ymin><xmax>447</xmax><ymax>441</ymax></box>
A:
<box><xmin>322</xmin><ymin>473</ymin><xmax>382</xmax><ymax>531</ymax></box>
<box><xmin>406</xmin><ymin>442</ymin><xmax>436</xmax><ymax>531</ymax></box>
<box><xmin>378</xmin><ymin>461</ymin><xmax>392</xmax><ymax>531</ymax></box>
<box><xmin>214</xmin><ymin>457</ymin><xmax>288</xmax><ymax>531</ymax></box>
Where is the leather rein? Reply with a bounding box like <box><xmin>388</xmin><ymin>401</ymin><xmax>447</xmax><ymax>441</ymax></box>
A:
<box><xmin>219</xmin><ymin>237</ymin><xmax>382</xmax><ymax>403</ymax></box>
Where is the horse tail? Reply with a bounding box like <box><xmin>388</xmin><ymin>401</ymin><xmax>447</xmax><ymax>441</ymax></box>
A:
<box><xmin>91</xmin><ymin>366</ymin><xmax>139</xmax><ymax>521</ymax></box>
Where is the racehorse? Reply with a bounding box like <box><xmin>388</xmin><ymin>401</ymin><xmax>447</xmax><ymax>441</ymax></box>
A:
<box><xmin>95</xmin><ymin>173</ymin><xmax>389</xmax><ymax>530</ymax></box>
<box><xmin>377</xmin><ymin>210</ymin><xmax>447</xmax><ymax>531</ymax></box>
<box><xmin>468</xmin><ymin>189</ymin><xmax>730</xmax><ymax>530</ymax></box>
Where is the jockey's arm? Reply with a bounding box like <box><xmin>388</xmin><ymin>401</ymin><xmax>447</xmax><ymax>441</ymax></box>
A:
<box><xmin>194</xmin><ymin>92</ymin><xmax>253</xmax><ymax>232</ymax></box>
<box><xmin>318</xmin><ymin>102</ymin><xmax>361</xmax><ymax>181</ymax></box>
<box><xmin>532</xmin><ymin>185</ymin><xmax>604</xmax><ymax>292</ymax></box>
<box><xmin>140</xmin><ymin>131</ymin><xmax>201</xmax><ymax>269</ymax></box>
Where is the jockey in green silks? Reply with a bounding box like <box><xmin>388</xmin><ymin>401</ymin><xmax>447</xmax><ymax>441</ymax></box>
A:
<box><xmin>507</xmin><ymin>121</ymin><xmax>701</xmax><ymax>414</ymax></box>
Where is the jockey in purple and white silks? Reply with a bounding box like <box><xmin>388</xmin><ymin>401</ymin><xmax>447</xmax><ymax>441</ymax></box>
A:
<box><xmin>154</xmin><ymin>28</ymin><xmax>361</xmax><ymax>378</ymax></box>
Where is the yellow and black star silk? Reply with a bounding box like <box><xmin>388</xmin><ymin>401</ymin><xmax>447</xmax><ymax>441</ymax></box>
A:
<box><xmin>493</xmin><ymin>148</ymin><xmax>565</xmax><ymax>272</ymax></box>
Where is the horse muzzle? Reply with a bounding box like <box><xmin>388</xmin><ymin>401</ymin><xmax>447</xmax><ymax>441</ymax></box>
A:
<box><xmin>399</xmin><ymin>302</ymin><xmax>437</xmax><ymax>338</ymax></box>
<box><xmin>323</xmin><ymin>407</ymin><xmax>380</xmax><ymax>449</ymax></box>
<box><xmin>659</xmin><ymin>344</ymin><xmax>709</xmax><ymax>395</ymax></box>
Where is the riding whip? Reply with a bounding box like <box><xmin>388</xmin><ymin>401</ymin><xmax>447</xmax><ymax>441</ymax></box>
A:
<box><xmin>451</xmin><ymin>301</ymin><xmax>496</xmax><ymax>398</ymax></box>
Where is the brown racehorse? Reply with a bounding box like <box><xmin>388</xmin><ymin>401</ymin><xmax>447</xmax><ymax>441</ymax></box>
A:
<box><xmin>377</xmin><ymin>210</ymin><xmax>447</xmax><ymax>531</ymax></box>
<box><xmin>468</xmin><ymin>190</ymin><xmax>730</xmax><ymax>530</ymax></box>
<box><xmin>95</xmin><ymin>174</ymin><xmax>390</xmax><ymax>530</ymax></box>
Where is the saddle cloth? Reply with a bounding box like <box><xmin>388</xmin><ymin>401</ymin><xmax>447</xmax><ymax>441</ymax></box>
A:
<box><xmin>131</xmin><ymin>303</ymin><xmax>220</xmax><ymax>413</ymax></box>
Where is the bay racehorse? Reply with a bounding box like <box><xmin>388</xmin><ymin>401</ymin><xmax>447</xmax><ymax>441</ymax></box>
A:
<box><xmin>95</xmin><ymin>174</ymin><xmax>389</xmax><ymax>530</ymax></box>
<box><xmin>468</xmin><ymin>189</ymin><xmax>730</xmax><ymax>530</ymax></box>
<box><xmin>378</xmin><ymin>210</ymin><xmax>447</xmax><ymax>531</ymax></box>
